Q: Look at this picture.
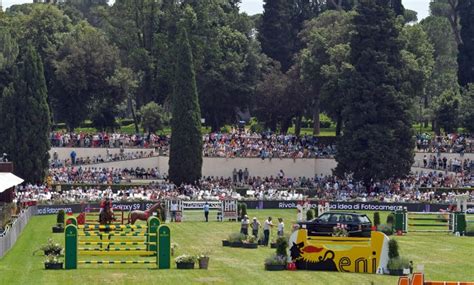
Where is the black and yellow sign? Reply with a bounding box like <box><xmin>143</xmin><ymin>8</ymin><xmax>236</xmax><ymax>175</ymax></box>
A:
<box><xmin>288</xmin><ymin>230</ymin><xmax>389</xmax><ymax>274</ymax></box>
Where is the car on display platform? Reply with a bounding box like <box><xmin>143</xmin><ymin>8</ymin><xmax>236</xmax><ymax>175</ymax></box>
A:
<box><xmin>299</xmin><ymin>212</ymin><xmax>372</xmax><ymax>237</ymax></box>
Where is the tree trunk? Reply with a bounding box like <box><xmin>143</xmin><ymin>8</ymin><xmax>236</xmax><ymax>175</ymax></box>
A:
<box><xmin>294</xmin><ymin>115</ymin><xmax>302</xmax><ymax>136</ymax></box>
<box><xmin>448</xmin><ymin>0</ymin><xmax>462</xmax><ymax>45</ymax></box>
<box><xmin>128</xmin><ymin>96</ymin><xmax>140</xmax><ymax>134</ymax></box>
<box><xmin>433</xmin><ymin>120</ymin><xmax>441</xmax><ymax>136</ymax></box>
<box><xmin>335</xmin><ymin>112</ymin><xmax>342</xmax><ymax>137</ymax></box>
<box><xmin>280</xmin><ymin>117</ymin><xmax>292</xmax><ymax>134</ymax></box>
<box><xmin>211</xmin><ymin>114</ymin><xmax>220</xmax><ymax>132</ymax></box>
<box><xmin>312</xmin><ymin>97</ymin><xmax>320</xmax><ymax>135</ymax></box>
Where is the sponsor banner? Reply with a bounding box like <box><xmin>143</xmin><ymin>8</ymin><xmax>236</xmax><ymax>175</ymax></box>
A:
<box><xmin>243</xmin><ymin>201</ymin><xmax>457</xmax><ymax>212</ymax></box>
<box><xmin>36</xmin><ymin>200</ymin><xmax>472</xmax><ymax>215</ymax></box>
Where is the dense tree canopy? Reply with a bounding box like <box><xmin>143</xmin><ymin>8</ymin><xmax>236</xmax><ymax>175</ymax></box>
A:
<box><xmin>168</xmin><ymin>25</ymin><xmax>203</xmax><ymax>186</ymax></box>
<box><xmin>457</xmin><ymin>0</ymin><xmax>474</xmax><ymax>87</ymax></box>
<box><xmin>0</xmin><ymin>45</ymin><xmax>51</xmax><ymax>183</ymax></box>
<box><xmin>335</xmin><ymin>0</ymin><xmax>414</xmax><ymax>184</ymax></box>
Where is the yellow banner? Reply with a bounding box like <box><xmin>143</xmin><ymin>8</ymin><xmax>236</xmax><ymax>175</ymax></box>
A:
<box><xmin>288</xmin><ymin>230</ymin><xmax>389</xmax><ymax>274</ymax></box>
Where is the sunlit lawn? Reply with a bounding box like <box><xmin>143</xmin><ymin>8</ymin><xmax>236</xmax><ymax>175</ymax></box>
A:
<box><xmin>0</xmin><ymin>209</ymin><xmax>472</xmax><ymax>285</ymax></box>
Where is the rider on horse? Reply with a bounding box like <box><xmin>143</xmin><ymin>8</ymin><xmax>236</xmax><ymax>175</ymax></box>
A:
<box><xmin>99</xmin><ymin>197</ymin><xmax>114</xmax><ymax>224</ymax></box>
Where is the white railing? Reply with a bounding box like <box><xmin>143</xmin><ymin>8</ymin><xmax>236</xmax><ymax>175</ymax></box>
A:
<box><xmin>0</xmin><ymin>206</ymin><xmax>37</xmax><ymax>258</ymax></box>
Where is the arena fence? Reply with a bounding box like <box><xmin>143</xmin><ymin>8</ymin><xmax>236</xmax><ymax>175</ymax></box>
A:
<box><xmin>0</xmin><ymin>206</ymin><xmax>37</xmax><ymax>258</ymax></box>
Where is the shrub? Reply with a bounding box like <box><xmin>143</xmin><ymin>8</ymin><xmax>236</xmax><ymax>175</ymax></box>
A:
<box><xmin>175</xmin><ymin>254</ymin><xmax>196</xmax><ymax>264</ymax></box>
<box><xmin>56</xmin><ymin>210</ymin><xmax>65</xmax><ymax>225</ymax></box>
<box><xmin>264</xmin><ymin>254</ymin><xmax>286</xmax><ymax>266</ymax></box>
<box><xmin>320</xmin><ymin>121</ymin><xmax>331</xmax><ymax>128</ymax></box>
<box><xmin>387</xmin><ymin>213</ymin><xmax>395</xmax><ymax>225</ymax></box>
<box><xmin>40</xmin><ymin>239</ymin><xmax>63</xmax><ymax>253</ymax></box>
<box><xmin>388</xmin><ymin>257</ymin><xmax>410</xmax><ymax>270</ymax></box>
<box><xmin>467</xmin><ymin>223</ymin><xmax>474</xmax><ymax>233</ymax></box>
<box><xmin>275</xmin><ymin>236</ymin><xmax>288</xmax><ymax>257</ymax></box>
<box><xmin>220</xmin><ymin>126</ymin><xmax>231</xmax><ymax>133</ymax></box>
<box><xmin>44</xmin><ymin>255</ymin><xmax>62</xmax><ymax>264</ymax></box>
<box><xmin>388</xmin><ymin>239</ymin><xmax>400</xmax><ymax>259</ymax></box>
<box><xmin>306</xmin><ymin>209</ymin><xmax>314</xmax><ymax>221</ymax></box>
<box><xmin>373</xmin><ymin>212</ymin><xmax>380</xmax><ymax>226</ymax></box>
<box><xmin>249</xmin><ymin>118</ymin><xmax>264</xmax><ymax>133</ymax></box>
<box><xmin>228</xmin><ymin>232</ymin><xmax>246</xmax><ymax>243</ymax></box>
<box><xmin>240</xmin><ymin>203</ymin><xmax>247</xmax><ymax>219</ymax></box>
<box><xmin>246</xmin><ymin>235</ymin><xmax>256</xmax><ymax>243</ymax></box>
<box><xmin>377</xmin><ymin>224</ymin><xmax>393</xmax><ymax>236</ymax></box>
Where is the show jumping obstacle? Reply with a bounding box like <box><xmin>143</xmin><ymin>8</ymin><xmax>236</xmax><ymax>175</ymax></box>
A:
<box><xmin>64</xmin><ymin>216</ymin><xmax>171</xmax><ymax>269</ymax></box>
<box><xmin>166</xmin><ymin>199</ymin><xmax>238</xmax><ymax>222</ymax></box>
<box><xmin>393</xmin><ymin>210</ymin><xmax>466</xmax><ymax>235</ymax></box>
<box><xmin>81</xmin><ymin>207</ymin><xmax>126</xmax><ymax>225</ymax></box>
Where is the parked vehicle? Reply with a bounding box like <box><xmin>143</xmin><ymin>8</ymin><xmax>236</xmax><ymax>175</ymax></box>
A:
<box><xmin>299</xmin><ymin>212</ymin><xmax>372</xmax><ymax>237</ymax></box>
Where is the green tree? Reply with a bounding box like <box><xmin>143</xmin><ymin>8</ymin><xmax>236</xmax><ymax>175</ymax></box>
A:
<box><xmin>101</xmin><ymin>0</ymin><xmax>164</xmax><ymax>106</ymax></box>
<box><xmin>299</xmin><ymin>10</ymin><xmax>354</xmax><ymax>136</ymax></box>
<box><xmin>459</xmin><ymin>84</ymin><xmax>474</xmax><ymax>132</ymax></box>
<box><xmin>0</xmin><ymin>45</ymin><xmax>51</xmax><ymax>183</ymax></box>
<box><xmin>0</xmin><ymin>28</ymin><xmax>19</xmax><ymax>94</ymax></box>
<box><xmin>433</xmin><ymin>89</ymin><xmax>461</xmax><ymax>133</ymax></box>
<box><xmin>421</xmin><ymin>16</ymin><xmax>459</xmax><ymax>132</ymax></box>
<box><xmin>259</xmin><ymin>0</ymin><xmax>294</xmax><ymax>72</ymax></box>
<box><xmin>399</xmin><ymin>24</ymin><xmax>435</xmax><ymax>130</ymax></box>
<box><xmin>254</xmin><ymin>61</ymin><xmax>288</xmax><ymax>131</ymax></box>
<box><xmin>430</xmin><ymin>0</ymin><xmax>461</xmax><ymax>45</ymax></box>
<box><xmin>140</xmin><ymin>102</ymin><xmax>168</xmax><ymax>134</ymax></box>
<box><xmin>335</xmin><ymin>0</ymin><xmax>414</xmax><ymax>184</ymax></box>
<box><xmin>52</xmin><ymin>22</ymin><xmax>121</xmax><ymax>130</ymax></box>
<box><xmin>457</xmin><ymin>0</ymin><xmax>474</xmax><ymax>87</ymax></box>
<box><xmin>168</xmin><ymin>25</ymin><xmax>202</xmax><ymax>185</ymax></box>
<box><xmin>0</xmin><ymin>28</ymin><xmax>19</xmax><ymax>71</ymax></box>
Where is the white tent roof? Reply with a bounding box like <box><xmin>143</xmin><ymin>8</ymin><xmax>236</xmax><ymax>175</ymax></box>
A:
<box><xmin>0</xmin><ymin>173</ymin><xmax>24</xmax><ymax>193</ymax></box>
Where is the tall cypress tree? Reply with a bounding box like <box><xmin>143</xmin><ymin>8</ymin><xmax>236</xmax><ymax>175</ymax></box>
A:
<box><xmin>168</xmin><ymin>25</ymin><xmax>202</xmax><ymax>185</ymax></box>
<box><xmin>0</xmin><ymin>45</ymin><xmax>51</xmax><ymax>183</ymax></box>
<box><xmin>335</xmin><ymin>0</ymin><xmax>414</xmax><ymax>184</ymax></box>
<box><xmin>457</xmin><ymin>0</ymin><xmax>474</xmax><ymax>87</ymax></box>
<box><xmin>259</xmin><ymin>0</ymin><xmax>294</xmax><ymax>72</ymax></box>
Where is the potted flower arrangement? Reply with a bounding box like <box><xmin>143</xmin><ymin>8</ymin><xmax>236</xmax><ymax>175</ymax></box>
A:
<box><xmin>52</xmin><ymin>210</ymin><xmax>65</xmax><ymax>233</ymax></box>
<box><xmin>222</xmin><ymin>235</ymin><xmax>230</xmax><ymax>247</ymax></box>
<box><xmin>175</xmin><ymin>254</ymin><xmax>196</xmax><ymax>269</ymax></box>
<box><xmin>332</xmin><ymin>223</ymin><xmax>349</xmax><ymax>237</ymax></box>
<box><xmin>388</xmin><ymin>257</ymin><xmax>410</xmax><ymax>276</ymax></box>
<box><xmin>264</xmin><ymin>254</ymin><xmax>287</xmax><ymax>271</ymax></box>
<box><xmin>228</xmin><ymin>232</ymin><xmax>245</xmax><ymax>247</ymax></box>
<box><xmin>242</xmin><ymin>235</ymin><xmax>258</xmax><ymax>249</ymax></box>
<box><xmin>40</xmin><ymin>239</ymin><xmax>63</xmax><ymax>256</ymax></box>
<box><xmin>387</xmin><ymin>239</ymin><xmax>411</xmax><ymax>276</ymax></box>
<box><xmin>197</xmin><ymin>251</ymin><xmax>210</xmax><ymax>269</ymax></box>
<box><xmin>44</xmin><ymin>255</ymin><xmax>63</xmax><ymax>270</ymax></box>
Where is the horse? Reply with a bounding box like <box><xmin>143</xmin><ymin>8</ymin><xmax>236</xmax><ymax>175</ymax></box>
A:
<box><xmin>99</xmin><ymin>201</ymin><xmax>115</xmax><ymax>225</ymax></box>
<box><xmin>128</xmin><ymin>201</ymin><xmax>166</xmax><ymax>225</ymax></box>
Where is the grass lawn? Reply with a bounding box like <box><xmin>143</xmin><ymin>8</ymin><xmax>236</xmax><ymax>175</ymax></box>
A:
<box><xmin>0</xmin><ymin>209</ymin><xmax>473</xmax><ymax>285</ymax></box>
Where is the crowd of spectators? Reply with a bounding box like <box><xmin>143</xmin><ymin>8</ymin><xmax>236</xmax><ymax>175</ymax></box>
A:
<box><xmin>416</xmin><ymin>133</ymin><xmax>473</xmax><ymax>153</ymax></box>
<box><xmin>50</xmin><ymin>149</ymin><xmax>157</xmax><ymax>168</ymax></box>
<box><xmin>16</xmin><ymin>169</ymin><xmax>474</xmax><ymax>205</ymax></box>
<box><xmin>48</xmin><ymin>167</ymin><xmax>163</xmax><ymax>184</ymax></box>
<box><xmin>50</xmin><ymin>131</ymin><xmax>336</xmax><ymax>159</ymax></box>
<box><xmin>50</xmin><ymin>132</ymin><xmax>168</xmax><ymax>148</ymax></box>
<box><xmin>202</xmin><ymin>133</ymin><xmax>336</xmax><ymax>159</ymax></box>
<box><xmin>419</xmin><ymin>155</ymin><xmax>472</xmax><ymax>173</ymax></box>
